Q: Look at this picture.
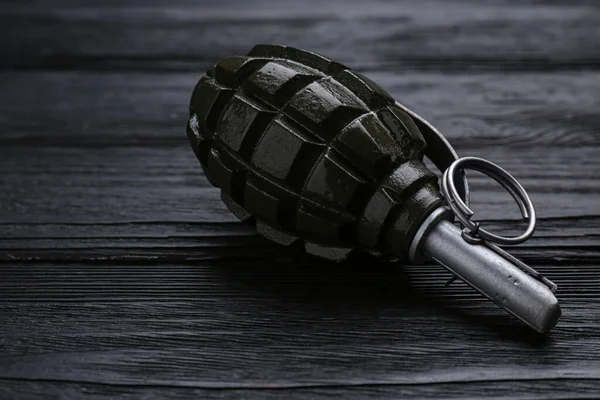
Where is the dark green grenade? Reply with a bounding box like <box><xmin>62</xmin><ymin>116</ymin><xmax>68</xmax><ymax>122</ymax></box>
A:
<box><xmin>187</xmin><ymin>44</ymin><xmax>444</xmax><ymax>261</ymax></box>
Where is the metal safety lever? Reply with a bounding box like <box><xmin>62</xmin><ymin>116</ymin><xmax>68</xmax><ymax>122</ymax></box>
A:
<box><xmin>409</xmin><ymin>157</ymin><xmax>561</xmax><ymax>333</ymax></box>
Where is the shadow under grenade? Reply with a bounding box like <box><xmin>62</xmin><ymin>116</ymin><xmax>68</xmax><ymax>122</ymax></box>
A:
<box><xmin>187</xmin><ymin>44</ymin><xmax>561</xmax><ymax>333</ymax></box>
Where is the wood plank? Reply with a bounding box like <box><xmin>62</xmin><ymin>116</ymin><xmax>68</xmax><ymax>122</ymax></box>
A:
<box><xmin>1</xmin><ymin>145</ymin><xmax>598</xmax><ymax>225</ymax></box>
<box><xmin>3</xmin><ymin>70</ymin><xmax>600</xmax><ymax>148</ymax></box>
<box><xmin>1</xmin><ymin>0</ymin><xmax>599</xmax><ymax>71</ymax></box>
<box><xmin>0</xmin><ymin>218</ymin><xmax>598</xmax><ymax>263</ymax></box>
<box><xmin>1</xmin><ymin>379</ymin><xmax>600</xmax><ymax>400</ymax></box>
<box><xmin>1</xmin><ymin>261</ymin><xmax>600</xmax><ymax>395</ymax></box>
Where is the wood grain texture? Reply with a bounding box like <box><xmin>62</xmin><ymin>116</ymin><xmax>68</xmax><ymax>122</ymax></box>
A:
<box><xmin>1</xmin><ymin>0</ymin><xmax>599</xmax><ymax>72</ymax></box>
<box><xmin>1</xmin><ymin>0</ymin><xmax>600</xmax><ymax>398</ymax></box>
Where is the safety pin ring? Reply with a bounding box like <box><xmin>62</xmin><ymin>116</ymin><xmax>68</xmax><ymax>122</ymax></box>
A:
<box><xmin>440</xmin><ymin>157</ymin><xmax>536</xmax><ymax>246</ymax></box>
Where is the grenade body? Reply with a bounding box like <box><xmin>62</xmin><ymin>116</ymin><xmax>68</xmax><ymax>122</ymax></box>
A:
<box><xmin>187</xmin><ymin>44</ymin><xmax>443</xmax><ymax>260</ymax></box>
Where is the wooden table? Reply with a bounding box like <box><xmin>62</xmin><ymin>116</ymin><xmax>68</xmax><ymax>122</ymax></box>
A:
<box><xmin>1</xmin><ymin>1</ymin><xmax>600</xmax><ymax>398</ymax></box>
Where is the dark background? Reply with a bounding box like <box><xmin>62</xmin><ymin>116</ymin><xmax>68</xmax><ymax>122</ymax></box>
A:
<box><xmin>1</xmin><ymin>0</ymin><xmax>600</xmax><ymax>398</ymax></box>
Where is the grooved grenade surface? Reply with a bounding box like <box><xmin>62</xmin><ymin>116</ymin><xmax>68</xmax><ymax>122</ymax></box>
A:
<box><xmin>187</xmin><ymin>44</ymin><xmax>443</xmax><ymax>260</ymax></box>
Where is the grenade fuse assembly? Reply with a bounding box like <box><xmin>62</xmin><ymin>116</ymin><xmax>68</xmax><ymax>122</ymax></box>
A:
<box><xmin>187</xmin><ymin>44</ymin><xmax>561</xmax><ymax>333</ymax></box>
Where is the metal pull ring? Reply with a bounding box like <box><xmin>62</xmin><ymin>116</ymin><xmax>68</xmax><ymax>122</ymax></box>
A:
<box><xmin>440</xmin><ymin>156</ymin><xmax>536</xmax><ymax>246</ymax></box>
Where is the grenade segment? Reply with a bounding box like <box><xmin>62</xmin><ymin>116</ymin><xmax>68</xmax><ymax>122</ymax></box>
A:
<box><xmin>187</xmin><ymin>44</ymin><xmax>443</xmax><ymax>260</ymax></box>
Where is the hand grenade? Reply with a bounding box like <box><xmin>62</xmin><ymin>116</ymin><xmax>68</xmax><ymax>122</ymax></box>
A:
<box><xmin>187</xmin><ymin>44</ymin><xmax>560</xmax><ymax>333</ymax></box>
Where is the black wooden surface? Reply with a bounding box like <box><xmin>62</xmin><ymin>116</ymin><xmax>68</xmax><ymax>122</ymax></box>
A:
<box><xmin>1</xmin><ymin>0</ymin><xmax>600</xmax><ymax>398</ymax></box>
